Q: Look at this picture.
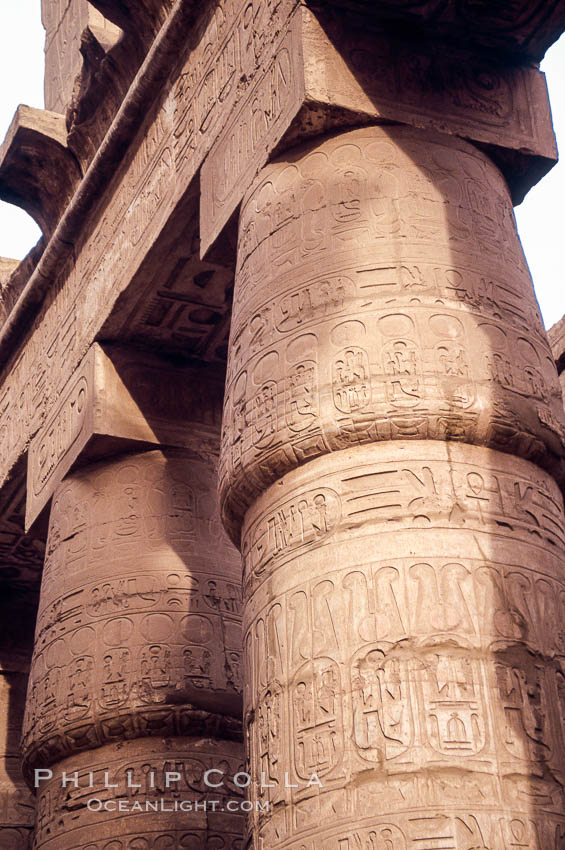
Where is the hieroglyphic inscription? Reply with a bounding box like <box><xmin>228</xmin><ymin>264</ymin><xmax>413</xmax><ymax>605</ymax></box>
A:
<box><xmin>218</xmin><ymin>89</ymin><xmax>565</xmax><ymax>850</ymax></box>
<box><xmin>201</xmin><ymin>4</ymin><xmax>556</xmax><ymax>248</ymax></box>
<box><xmin>220</xmin><ymin>126</ymin><xmax>565</xmax><ymax>532</ymax></box>
<box><xmin>240</xmin><ymin>444</ymin><xmax>565</xmax><ymax>847</ymax></box>
<box><xmin>23</xmin><ymin>450</ymin><xmax>243</xmax><ymax>771</ymax></box>
<box><xmin>2</xmin><ymin>1</ymin><xmax>560</xmax><ymax>503</ymax></box>
<box><xmin>201</xmin><ymin>11</ymin><xmax>305</xmax><ymax>250</ymax></box>
<box><xmin>242</xmin><ymin>440</ymin><xmax>565</xmax><ymax>595</ymax></box>
<box><xmin>34</xmin><ymin>739</ymin><xmax>245</xmax><ymax>849</ymax></box>
<box><xmin>0</xmin><ymin>0</ymin><xmax>298</xmax><ymax>494</ymax></box>
<box><xmin>301</xmin><ymin>6</ymin><xmax>554</xmax><ymax>152</ymax></box>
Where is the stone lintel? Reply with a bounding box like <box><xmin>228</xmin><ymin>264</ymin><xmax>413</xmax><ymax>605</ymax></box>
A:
<box><xmin>25</xmin><ymin>343</ymin><xmax>225</xmax><ymax>530</ymax></box>
<box><xmin>548</xmin><ymin>315</ymin><xmax>565</xmax><ymax>367</ymax></box>
<box><xmin>200</xmin><ymin>4</ymin><xmax>558</xmax><ymax>254</ymax></box>
<box><xmin>0</xmin><ymin>106</ymin><xmax>81</xmax><ymax>239</ymax></box>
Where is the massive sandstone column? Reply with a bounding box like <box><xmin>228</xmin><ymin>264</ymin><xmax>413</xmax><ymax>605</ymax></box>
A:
<box><xmin>219</xmin><ymin>125</ymin><xmax>565</xmax><ymax>848</ymax></box>
<box><xmin>21</xmin><ymin>350</ymin><xmax>245</xmax><ymax>848</ymax></box>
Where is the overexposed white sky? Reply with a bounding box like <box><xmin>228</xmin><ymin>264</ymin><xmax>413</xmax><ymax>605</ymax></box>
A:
<box><xmin>0</xmin><ymin>3</ymin><xmax>563</xmax><ymax>328</ymax></box>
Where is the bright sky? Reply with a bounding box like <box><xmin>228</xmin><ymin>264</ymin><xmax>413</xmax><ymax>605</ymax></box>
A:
<box><xmin>0</xmin><ymin>3</ymin><xmax>563</xmax><ymax>329</ymax></box>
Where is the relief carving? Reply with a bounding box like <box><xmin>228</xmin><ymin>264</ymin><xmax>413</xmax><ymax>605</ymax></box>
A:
<box><xmin>220</xmin><ymin>126</ymin><xmax>565</xmax><ymax>536</ymax></box>
<box><xmin>23</xmin><ymin>445</ymin><xmax>244</xmax><ymax>847</ymax></box>
<box><xmin>224</xmin><ymin>124</ymin><xmax>565</xmax><ymax>846</ymax></box>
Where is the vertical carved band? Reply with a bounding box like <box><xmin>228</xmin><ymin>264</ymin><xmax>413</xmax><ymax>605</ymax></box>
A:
<box><xmin>241</xmin><ymin>442</ymin><xmax>565</xmax><ymax>847</ymax></box>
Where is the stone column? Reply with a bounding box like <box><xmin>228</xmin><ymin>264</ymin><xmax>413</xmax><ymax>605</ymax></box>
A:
<box><xmin>0</xmin><ymin>655</ymin><xmax>34</xmax><ymax>848</ymax></box>
<box><xmin>220</xmin><ymin>126</ymin><xmax>565</xmax><ymax>848</ymax></box>
<box><xmin>21</xmin><ymin>349</ymin><xmax>245</xmax><ymax>848</ymax></box>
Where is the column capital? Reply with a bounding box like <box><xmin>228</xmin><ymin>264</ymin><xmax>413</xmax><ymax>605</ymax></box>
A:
<box><xmin>200</xmin><ymin>3</ymin><xmax>558</xmax><ymax>253</ymax></box>
<box><xmin>26</xmin><ymin>343</ymin><xmax>225</xmax><ymax>529</ymax></box>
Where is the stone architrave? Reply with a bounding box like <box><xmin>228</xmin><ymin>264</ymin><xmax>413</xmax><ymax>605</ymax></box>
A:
<box><xmin>26</xmin><ymin>342</ymin><xmax>227</xmax><ymax>529</ymax></box>
<box><xmin>0</xmin><ymin>107</ymin><xmax>81</xmax><ymax>239</ymax></box>
<box><xmin>41</xmin><ymin>0</ymin><xmax>120</xmax><ymax>115</ymax></box>
<box><xmin>0</xmin><ymin>0</ymin><xmax>558</xmax><ymax>504</ymax></box>
<box><xmin>548</xmin><ymin>316</ymin><xmax>565</xmax><ymax>402</ymax></box>
<box><xmin>220</xmin><ymin>125</ymin><xmax>565</xmax><ymax>847</ymax></box>
<box><xmin>199</xmin><ymin>4</ymin><xmax>557</xmax><ymax>252</ymax></box>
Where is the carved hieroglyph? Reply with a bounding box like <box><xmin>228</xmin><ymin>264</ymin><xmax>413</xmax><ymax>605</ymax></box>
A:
<box><xmin>33</xmin><ymin>738</ymin><xmax>245</xmax><ymax>850</ymax></box>
<box><xmin>0</xmin><ymin>0</ymin><xmax>557</xmax><ymax>504</ymax></box>
<box><xmin>220</xmin><ymin>126</ymin><xmax>565</xmax><ymax>847</ymax></box>
<box><xmin>241</xmin><ymin>443</ymin><xmax>565</xmax><ymax>847</ymax></box>
<box><xmin>22</xmin><ymin>448</ymin><xmax>245</xmax><ymax>847</ymax></box>
<box><xmin>220</xmin><ymin>125</ymin><xmax>565</xmax><ymax>537</ymax></box>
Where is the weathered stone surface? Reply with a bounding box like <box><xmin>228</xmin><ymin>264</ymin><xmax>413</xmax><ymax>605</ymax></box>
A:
<box><xmin>221</xmin><ymin>125</ymin><xmax>565</xmax><ymax>846</ymax></box>
<box><xmin>0</xmin><ymin>0</ymin><xmax>560</xmax><ymax>503</ymax></box>
<box><xmin>219</xmin><ymin>125</ymin><xmax>565</xmax><ymax>537</ymax></box>
<box><xmin>23</xmin><ymin>448</ymin><xmax>244</xmax><ymax>843</ymax></box>
<box><xmin>42</xmin><ymin>0</ymin><xmax>121</xmax><ymax>115</ymax></box>
<box><xmin>548</xmin><ymin>315</ymin><xmax>565</xmax><ymax>404</ymax></box>
<box><xmin>98</xmin><ymin>188</ymin><xmax>236</xmax><ymax>359</ymax></box>
<box><xmin>241</xmin><ymin>443</ymin><xmax>565</xmax><ymax>847</ymax></box>
<box><xmin>0</xmin><ymin>259</ymin><xmax>20</xmax><ymax>327</ymax></box>
<box><xmin>2</xmin><ymin>0</ymin><xmax>565</xmax><ymax>842</ymax></box>
<box><xmin>200</xmin><ymin>5</ymin><xmax>557</xmax><ymax>250</ymax></box>
<box><xmin>26</xmin><ymin>343</ymin><xmax>226</xmax><ymax>529</ymax></box>
<box><xmin>87</xmin><ymin>0</ymin><xmax>173</xmax><ymax>38</ymax></box>
<box><xmin>0</xmin><ymin>106</ymin><xmax>81</xmax><ymax>239</ymax></box>
<box><xmin>0</xmin><ymin>0</ymin><xmax>298</xmax><ymax>498</ymax></box>
<box><xmin>0</xmin><ymin>465</ymin><xmax>46</xmax><ymax>585</ymax></box>
<box><xmin>0</xmin><ymin>243</ymin><xmax>45</xmax><ymax>332</ymax></box>
<box><xmin>318</xmin><ymin>0</ymin><xmax>565</xmax><ymax>62</ymax></box>
<box><xmin>34</xmin><ymin>738</ymin><xmax>244</xmax><ymax>849</ymax></box>
<box><xmin>0</xmin><ymin>258</ymin><xmax>18</xmax><ymax>286</ymax></box>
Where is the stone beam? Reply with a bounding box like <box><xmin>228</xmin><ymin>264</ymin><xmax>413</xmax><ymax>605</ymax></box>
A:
<box><xmin>42</xmin><ymin>0</ymin><xmax>121</xmax><ymax>115</ymax></box>
<box><xmin>0</xmin><ymin>259</ymin><xmax>19</xmax><ymax>327</ymax></box>
<box><xmin>200</xmin><ymin>4</ymin><xmax>558</xmax><ymax>251</ymax></box>
<box><xmin>548</xmin><ymin>316</ymin><xmax>565</xmax><ymax>401</ymax></box>
<box><xmin>0</xmin><ymin>259</ymin><xmax>18</xmax><ymax>286</ymax></box>
<box><xmin>0</xmin><ymin>0</ymin><xmax>562</xmax><ymax>528</ymax></box>
<box><xmin>0</xmin><ymin>106</ymin><xmax>81</xmax><ymax>239</ymax></box>
<box><xmin>26</xmin><ymin>342</ymin><xmax>226</xmax><ymax>529</ymax></box>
